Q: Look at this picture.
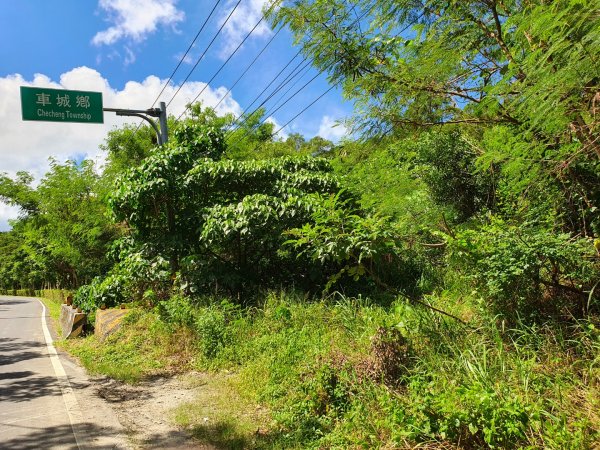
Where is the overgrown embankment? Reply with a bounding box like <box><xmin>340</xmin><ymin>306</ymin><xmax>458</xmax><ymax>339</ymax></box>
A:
<box><xmin>62</xmin><ymin>291</ymin><xmax>599</xmax><ymax>449</ymax></box>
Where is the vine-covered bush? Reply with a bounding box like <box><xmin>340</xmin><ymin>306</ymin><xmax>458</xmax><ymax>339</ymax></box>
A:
<box><xmin>74</xmin><ymin>273</ymin><xmax>127</xmax><ymax>313</ymax></box>
<box><xmin>286</xmin><ymin>192</ymin><xmax>427</xmax><ymax>296</ymax></box>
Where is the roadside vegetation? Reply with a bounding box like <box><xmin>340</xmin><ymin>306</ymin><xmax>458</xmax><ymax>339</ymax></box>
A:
<box><xmin>1</xmin><ymin>1</ymin><xmax>599</xmax><ymax>448</ymax></box>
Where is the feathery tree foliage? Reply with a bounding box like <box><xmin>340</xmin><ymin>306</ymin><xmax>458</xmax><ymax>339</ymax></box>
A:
<box><xmin>271</xmin><ymin>0</ymin><xmax>600</xmax><ymax>236</ymax></box>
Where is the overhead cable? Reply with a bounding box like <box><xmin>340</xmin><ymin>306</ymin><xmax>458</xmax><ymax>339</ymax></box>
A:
<box><xmin>227</xmin><ymin>62</ymin><xmax>319</xmax><ymax>144</ymax></box>
<box><xmin>166</xmin><ymin>0</ymin><xmax>243</xmax><ymax>109</ymax></box>
<box><xmin>213</xmin><ymin>25</ymin><xmax>283</xmax><ymax>110</ymax></box>
<box><xmin>272</xmin><ymin>84</ymin><xmax>338</xmax><ymax>138</ymax></box>
<box><xmin>151</xmin><ymin>0</ymin><xmax>225</xmax><ymax>109</ymax></box>
<box><xmin>176</xmin><ymin>1</ymin><xmax>280</xmax><ymax>120</ymax></box>
<box><xmin>133</xmin><ymin>0</ymin><xmax>225</xmax><ymax>133</ymax></box>
<box><xmin>224</xmin><ymin>51</ymin><xmax>307</xmax><ymax>137</ymax></box>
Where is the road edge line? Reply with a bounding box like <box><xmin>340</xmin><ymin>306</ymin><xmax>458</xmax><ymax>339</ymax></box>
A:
<box><xmin>38</xmin><ymin>299</ymin><xmax>84</xmax><ymax>450</ymax></box>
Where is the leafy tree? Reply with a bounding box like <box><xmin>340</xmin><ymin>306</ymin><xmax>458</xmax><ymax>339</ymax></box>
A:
<box><xmin>271</xmin><ymin>0</ymin><xmax>600</xmax><ymax>235</ymax></box>
<box><xmin>185</xmin><ymin>157</ymin><xmax>342</xmax><ymax>295</ymax></box>
<box><xmin>407</xmin><ymin>128</ymin><xmax>497</xmax><ymax>221</ymax></box>
<box><xmin>101</xmin><ymin>124</ymin><xmax>157</xmax><ymax>179</ymax></box>
<box><xmin>0</xmin><ymin>171</ymin><xmax>39</xmax><ymax>216</ymax></box>
<box><xmin>37</xmin><ymin>159</ymin><xmax>118</xmax><ymax>286</ymax></box>
<box><xmin>448</xmin><ymin>218</ymin><xmax>600</xmax><ymax>318</ymax></box>
<box><xmin>272</xmin><ymin>0</ymin><xmax>599</xmax><ymax>141</ymax></box>
<box><xmin>223</xmin><ymin>108</ymin><xmax>334</xmax><ymax>161</ymax></box>
<box><xmin>330</xmin><ymin>137</ymin><xmax>440</xmax><ymax>224</ymax></box>
<box><xmin>0</xmin><ymin>160</ymin><xmax>119</xmax><ymax>289</ymax></box>
<box><xmin>0</xmin><ymin>231</ymin><xmax>27</xmax><ymax>290</ymax></box>
<box><xmin>285</xmin><ymin>192</ymin><xmax>426</xmax><ymax>297</ymax></box>
<box><xmin>110</xmin><ymin>136</ymin><xmax>342</xmax><ymax>297</ymax></box>
<box><xmin>225</xmin><ymin>108</ymin><xmax>276</xmax><ymax>159</ymax></box>
<box><xmin>109</xmin><ymin>109</ymin><xmax>227</xmax><ymax>274</ymax></box>
<box><xmin>69</xmin><ymin>105</ymin><xmax>351</xmax><ymax>307</ymax></box>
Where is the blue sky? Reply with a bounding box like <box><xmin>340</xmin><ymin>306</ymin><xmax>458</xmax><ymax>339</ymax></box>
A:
<box><xmin>0</xmin><ymin>0</ymin><xmax>352</xmax><ymax>230</ymax></box>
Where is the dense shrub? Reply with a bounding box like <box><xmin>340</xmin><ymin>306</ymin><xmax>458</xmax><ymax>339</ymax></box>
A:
<box><xmin>448</xmin><ymin>219</ymin><xmax>600</xmax><ymax>318</ymax></box>
<box><xmin>74</xmin><ymin>273</ymin><xmax>127</xmax><ymax>313</ymax></box>
<box><xmin>74</xmin><ymin>246</ymin><xmax>171</xmax><ymax>313</ymax></box>
<box><xmin>156</xmin><ymin>295</ymin><xmax>193</xmax><ymax>327</ymax></box>
<box><xmin>408</xmin><ymin>129</ymin><xmax>498</xmax><ymax>221</ymax></box>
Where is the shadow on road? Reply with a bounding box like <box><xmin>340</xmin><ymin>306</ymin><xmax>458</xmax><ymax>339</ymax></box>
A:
<box><xmin>0</xmin><ymin>337</ymin><xmax>44</xmax><ymax>352</ymax></box>
<box><xmin>0</xmin><ymin>299</ymin><xmax>32</xmax><ymax>306</ymax></box>
<box><xmin>0</xmin><ymin>375</ymin><xmax>89</xmax><ymax>403</ymax></box>
<box><xmin>0</xmin><ymin>338</ymin><xmax>44</xmax><ymax>367</ymax></box>
<box><xmin>0</xmin><ymin>340</ymin><xmax>90</xmax><ymax>403</ymax></box>
<box><xmin>0</xmin><ymin>370</ymin><xmax>35</xmax><ymax>380</ymax></box>
<box><xmin>0</xmin><ymin>422</ymin><xmax>125</xmax><ymax>450</ymax></box>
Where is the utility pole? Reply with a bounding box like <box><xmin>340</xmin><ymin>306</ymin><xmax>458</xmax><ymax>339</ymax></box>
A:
<box><xmin>103</xmin><ymin>101</ymin><xmax>168</xmax><ymax>145</ymax></box>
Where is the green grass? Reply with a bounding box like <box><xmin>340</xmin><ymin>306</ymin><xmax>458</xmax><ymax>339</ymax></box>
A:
<box><xmin>39</xmin><ymin>296</ymin><xmax>63</xmax><ymax>324</ymax></box>
<box><xmin>57</xmin><ymin>290</ymin><xmax>600</xmax><ymax>448</ymax></box>
<box><xmin>39</xmin><ymin>294</ymin><xmax>65</xmax><ymax>338</ymax></box>
<box><xmin>59</xmin><ymin>310</ymin><xmax>196</xmax><ymax>383</ymax></box>
<box><xmin>184</xmin><ymin>292</ymin><xmax>599</xmax><ymax>449</ymax></box>
<box><xmin>172</xmin><ymin>372</ymin><xmax>273</xmax><ymax>449</ymax></box>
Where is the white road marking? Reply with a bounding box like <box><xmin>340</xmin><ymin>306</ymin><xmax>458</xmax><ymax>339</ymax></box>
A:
<box><xmin>38</xmin><ymin>299</ymin><xmax>83</xmax><ymax>450</ymax></box>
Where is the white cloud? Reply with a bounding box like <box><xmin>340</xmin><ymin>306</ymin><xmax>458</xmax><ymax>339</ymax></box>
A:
<box><xmin>174</xmin><ymin>51</ymin><xmax>194</xmax><ymax>65</ymax></box>
<box><xmin>265</xmin><ymin>116</ymin><xmax>288</xmax><ymax>140</ymax></box>
<box><xmin>0</xmin><ymin>66</ymin><xmax>242</xmax><ymax>229</ymax></box>
<box><xmin>317</xmin><ymin>115</ymin><xmax>347</xmax><ymax>142</ymax></box>
<box><xmin>219</xmin><ymin>0</ymin><xmax>273</xmax><ymax>57</ymax></box>
<box><xmin>123</xmin><ymin>46</ymin><xmax>136</xmax><ymax>65</ymax></box>
<box><xmin>0</xmin><ymin>204</ymin><xmax>20</xmax><ymax>232</ymax></box>
<box><xmin>92</xmin><ymin>0</ymin><xmax>184</xmax><ymax>46</ymax></box>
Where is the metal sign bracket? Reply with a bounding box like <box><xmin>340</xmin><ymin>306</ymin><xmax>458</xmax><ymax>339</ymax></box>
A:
<box><xmin>103</xmin><ymin>101</ymin><xmax>168</xmax><ymax>145</ymax></box>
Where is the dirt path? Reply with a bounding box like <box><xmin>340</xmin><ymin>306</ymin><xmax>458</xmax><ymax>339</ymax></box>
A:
<box><xmin>90</xmin><ymin>373</ymin><xmax>216</xmax><ymax>449</ymax></box>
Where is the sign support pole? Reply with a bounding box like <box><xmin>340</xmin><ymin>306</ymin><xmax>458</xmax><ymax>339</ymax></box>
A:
<box><xmin>103</xmin><ymin>102</ymin><xmax>168</xmax><ymax>145</ymax></box>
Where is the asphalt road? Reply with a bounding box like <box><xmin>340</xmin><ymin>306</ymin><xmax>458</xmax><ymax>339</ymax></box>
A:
<box><xmin>0</xmin><ymin>295</ymin><xmax>128</xmax><ymax>449</ymax></box>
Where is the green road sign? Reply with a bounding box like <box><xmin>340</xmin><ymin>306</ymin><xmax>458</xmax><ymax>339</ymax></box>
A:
<box><xmin>20</xmin><ymin>86</ymin><xmax>104</xmax><ymax>124</ymax></box>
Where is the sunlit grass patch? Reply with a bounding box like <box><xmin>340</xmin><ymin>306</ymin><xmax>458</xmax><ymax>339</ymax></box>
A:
<box><xmin>39</xmin><ymin>296</ymin><xmax>63</xmax><ymax>330</ymax></box>
<box><xmin>60</xmin><ymin>309</ymin><xmax>196</xmax><ymax>383</ymax></box>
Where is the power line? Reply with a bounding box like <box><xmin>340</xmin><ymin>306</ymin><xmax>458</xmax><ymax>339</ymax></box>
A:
<box><xmin>263</xmin><ymin>61</ymin><xmax>313</xmax><ymax>114</ymax></box>
<box><xmin>247</xmin><ymin>61</ymin><xmax>315</xmax><ymax>127</ymax></box>
<box><xmin>226</xmin><ymin>1</ymin><xmax>377</xmax><ymax>142</ymax></box>
<box><xmin>268</xmin><ymin>8</ymin><xmax>423</xmax><ymax>141</ymax></box>
<box><xmin>220</xmin><ymin>0</ymin><xmax>370</xmax><ymax>132</ymax></box>
<box><xmin>228</xmin><ymin>63</ymin><xmax>319</xmax><ymax>144</ymax></box>
<box><xmin>176</xmin><ymin>1</ymin><xmax>280</xmax><ymax>121</ymax></box>
<box><xmin>224</xmin><ymin>52</ymin><xmax>308</xmax><ymax>137</ymax></box>
<box><xmin>166</xmin><ymin>0</ymin><xmax>243</xmax><ymax>109</ymax></box>
<box><xmin>234</xmin><ymin>3</ymin><xmax>418</xmax><ymax>144</ymax></box>
<box><xmin>239</xmin><ymin>83</ymin><xmax>339</xmax><ymax>153</ymax></box>
<box><xmin>240</xmin><ymin>48</ymin><xmax>304</xmax><ymax>113</ymax></box>
<box><xmin>151</xmin><ymin>0</ymin><xmax>224</xmax><ymax>109</ymax></box>
<box><xmin>222</xmin><ymin>0</ymin><xmax>362</xmax><ymax>133</ymax></box>
<box><xmin>213</xmin><ymin>25</ymin><xmax>283</xmax><ymax>110</ymax></box>
<box><xmin>132</xmin><ymin>0</ymin><xmax>225</xmax><ymax>133</ymax></box>
<box><xmin>272</xmin><ymin>83</ymin><xmax>337</xmax><ymax>137</ymax></box>
<box><xmin>229</xmin><ymin>58</ymin><xmax>313</xmax><ymax>135</ymax></box>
